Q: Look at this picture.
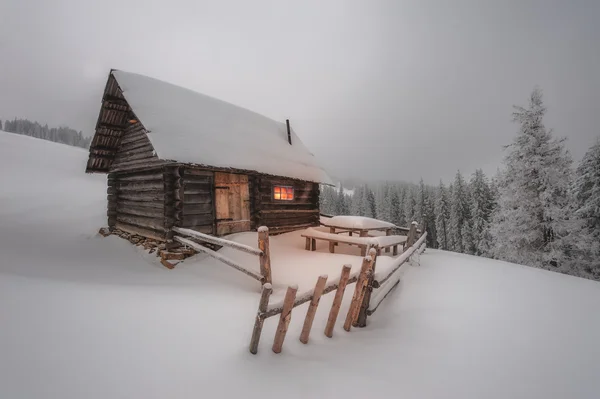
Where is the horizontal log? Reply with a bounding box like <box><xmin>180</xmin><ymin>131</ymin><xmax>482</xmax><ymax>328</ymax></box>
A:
<box><xmin>116</xmin><ymin>214</ymin><xmax>165</xmax><ymax>232</ymax></box>
<box><xmin>183</xmin><ymin>181</ymin><xmax>212</xmax><ymax>190</ymax></box>
<box><xmin>259</xmin><ymin>216</ymin><xmax>319</xmax><ymax>227</ymax></box>
<box><xmin>110</xmin><ymin>159</ymin><xmax>164</xmax><ymax>173</ymax></box>
<box><xmin>117</xmin><ymin>205</ymin><xmax>164</xmax><ymax>218</ymax></box>
<box><xmin>267</xmin><ymin>223</ymin><xmax>318</xmax><ymax>235</ymax></box>
<box><xmin>118</xmin><ymin>181</ymin><xmax>164</xmax><ymax>191</ymax></box>
<box><xmin>367</xmin><ymin>280</ymin><xmax>400</xmax><ymax>316</ymax></box>
<box><xmin>114</xmin><ymin>150</ymin><xmax>156</xmax><ymax>163</ymax></box>
<box><xmin>115</xmin><ymin>222</ymin><xmax>166</xmax><ymax>241</ymax></box>
<box><xmin>119</xmin><ymin>131</ymin><xmax>148</xmax><ymax>145</ymax></box>
<box><xmin>112</xmin><ymin>171</ymin><xmax>163</xmax><ymax>182</ymax></box>
<box><xmin>173</xmin><ymin>236</ymin><xmax>263</xmax><ymax>282</ymax></box>
<box><xmin>183</xmin><ymin>168</ymin><xmax>214</xmax><ymax>177</ymax></box>
<box><xmin>118</xmin><ymin>192</ymin><xmax>164</xmax><ymax>202</ymax></box>
<box><xmin>372</xmin><ymin>232</ymin><xmax>427</xmax><ymax>288</ymax></box>
<box><xmin>117</xmin><ymin>199</ymin><xmax>164</xmax><ymax>209</ymax></box>
<box><xmin>181</xmin><ymin>214</ymin><xmax>214</xmax><ymax>227</ymax></box>
<box><xmin>258</xmin><ymin>203</ymin><xmax>317</xmax><ymax>211</ymax></box>
<box><xmin>183</xmin><ymin>188</ymin><xmax>212</xmax><ymax>195</ymax></box>
<box><xmin>187</xmin><ymin>225</ymin><xmax>213</xmax><ymax>235</ymax></box>
<box><xmin>184</xmin><ymin>194</ymin><xmax>213</xmax><ymax>203</ymax></box>
<box><xmin>259</xmin><ymin>209</ymin><xmax>320</xmax><ymax>215</ymax></box>
<box><xmin>183</xmin><ymin>203</ymin><xmax>213</xmax><ymax>215</ymax></box>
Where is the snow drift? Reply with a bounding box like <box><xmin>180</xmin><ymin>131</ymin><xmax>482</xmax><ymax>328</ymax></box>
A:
<box><xmin>1</xmin><ymin>130</ymin><xmax>600</xmax><ymax>399</ymax></box>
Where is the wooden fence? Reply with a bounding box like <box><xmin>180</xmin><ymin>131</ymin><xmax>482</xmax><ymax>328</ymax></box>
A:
<box><xmin>249</xmin><ymin>222</ymin><xmax>428</xmax><ymax>354</ymax></box>
<box><xmin>173</xmin><ymin>226</ymin><xmax>272</xmax><ymax>284</ymax></box>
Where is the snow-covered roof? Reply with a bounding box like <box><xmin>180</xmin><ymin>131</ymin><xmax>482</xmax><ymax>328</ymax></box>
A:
<box><xmin>111</xmin><ymin>70</ymin><xmax>332</xmax><ymax>184</ymax></box>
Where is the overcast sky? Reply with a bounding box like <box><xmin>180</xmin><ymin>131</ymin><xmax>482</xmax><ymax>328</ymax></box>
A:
<box><xmin>1</xmin><ymin>0</ymin><xmax>598</xmax><ymax>184</ymax></box>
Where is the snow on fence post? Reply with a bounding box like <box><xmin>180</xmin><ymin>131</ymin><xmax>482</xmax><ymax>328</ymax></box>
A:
<box><xmin>258</xmin><ymin>226</ymin><xmax>272</xmax><ymax>285</ymax></box>
<box><xmin>356</xmin><ymin>248</ymin><xmax>378</xmax><ymax>328</ymax></box>
<box><xmin>249</xmin><ymin>283</ymin><xmax>273</xmax><ymax>354</ymax></box>
<box><xmin>272</xmin><ymin>285</ymin><xmax>298</xmax><ymax>354</ymax></box>
<box><xmin>300</xmin><ymin>275</ymin><xmax>328</xmax><ymax>344</ymax></box>
<box><xmin>324</xmin><ymin>265</ymin><xmax>352</xmax><ymax>338</ymax></box>
<box><xmin>344</xmin><ymin>255</ymin><xmax>374</xmax><ymax>332</ymax></box>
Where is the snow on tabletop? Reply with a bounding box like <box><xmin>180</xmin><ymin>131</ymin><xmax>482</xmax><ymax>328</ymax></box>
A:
<box><xmin>3</xmin><ymin>131</ymin><xmax>600</xmax><ymax>399</ymax></box>
<box><xmin>112</xmin><ymin>71</ymin><xmax>332</xmax><ymax>185</ymax></box>
<box><xmin>324</xmin><ymin>215</ymin><xmax>396</xmax><ymax>230</ymax></box>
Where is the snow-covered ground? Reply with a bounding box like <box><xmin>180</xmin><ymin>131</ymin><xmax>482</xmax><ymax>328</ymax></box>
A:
<box><xmin>2</xmin><ymin>130</ymin><xmax>600</xmax><ymax>398</ymax></box>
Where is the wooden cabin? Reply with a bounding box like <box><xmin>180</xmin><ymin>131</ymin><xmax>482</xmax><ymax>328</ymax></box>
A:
<box><xmin>86</xmin><ymin>69</ymin><xmax>331</xmax><ymax>242</ymax></box>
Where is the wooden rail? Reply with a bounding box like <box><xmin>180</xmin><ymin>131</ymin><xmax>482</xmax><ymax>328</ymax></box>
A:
<box><xmin>174</xmin><ymin>236</ymin><xmax>265</xmax><ymax>282</ymax></box>
<box><xmin>173</xmin><ymin>225</ymin><xmax>272</xmax><ymax>284</ymax></box>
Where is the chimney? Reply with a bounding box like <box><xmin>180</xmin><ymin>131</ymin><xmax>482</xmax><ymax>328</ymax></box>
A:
<box><xmin>286</xmin><ymin>119</ymin><xmax>292</xmax><ymax>145</ymax></box>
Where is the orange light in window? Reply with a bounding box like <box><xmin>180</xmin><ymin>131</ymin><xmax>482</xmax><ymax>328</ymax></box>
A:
<box><xmin>273</xmin><ymin>185</ymin><xmax>294</xmax><ymax>201</ymax></box>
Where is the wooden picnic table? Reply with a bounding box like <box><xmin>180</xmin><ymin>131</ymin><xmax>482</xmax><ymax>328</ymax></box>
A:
<box><xmin>319</xmin><ymin>221</ymin><xmax>394</xmax><ymax>254</ymax></box>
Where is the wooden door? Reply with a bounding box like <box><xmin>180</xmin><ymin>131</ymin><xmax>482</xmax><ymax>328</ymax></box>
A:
<box><xmin>214</xmin><ymin>172</ymin><xmax>251</xmax><ymax>235</ymax></box>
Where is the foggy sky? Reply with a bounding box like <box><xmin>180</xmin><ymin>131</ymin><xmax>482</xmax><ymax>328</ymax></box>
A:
<box><xmin>1</xmin><ymin>0</ymin><xmax>599</xmax><ymax>184</ymax></box>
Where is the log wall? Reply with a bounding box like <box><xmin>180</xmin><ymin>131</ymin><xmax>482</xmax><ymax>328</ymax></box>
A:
<box><xmin>180</xmin><ymin>167</ymin><xmax>215</xmax><ymax>234</ymax></box>
<box><xmin>109</xmin><ymin>122</ymin><xmax>163</xmax><ymax>173</ymax></box>
<box><xmin>252</xmin><ymin>176</ymin><xmax>320</xmax><ymax>234</ymax></box>
<box><xmin>108</xmin><ymin>167</ymin><xmax>167</xmax><ymax>241</ymax></box>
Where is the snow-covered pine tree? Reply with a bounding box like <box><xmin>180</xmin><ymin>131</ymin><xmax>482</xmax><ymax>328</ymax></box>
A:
<box><xmin>350</xmin><ymin>185</ymin><xmax>365</xmax><ymax>216</ymax></box>
<box><xmin>319</xmin><ymin>185</ymin><xmax>337</xmax><ymax>215</ymax></box>
<box><xmin>390</xmin><ymin>187</ymin><xmax>402</xmax><ymax>226</ymax></box>
<box><xmin>470</xmin><ymin>169</ymin><xmax>493</xmax><ymax>255</ymax></box>
<box><xmin>365</xmin><ymin>185</ymin><xmax>377</xmax><ymax>218</ymax></box>
<box><xmin>397</xmin><ymin>187</ymin><xmax>407</xmax><ymax>226</ymax></box>
<box><xmin>0</xmin><ymin>119</ymin><xmax>3</xmax><ymax>130</ymax></box>
<box><xmin>404</xmin><ymin>186</ymin><xmax>417</xmax><ymax>224</ymax></box>
<box><xmin>573</xmin><ymin>138</ymin><xmax>600</xmax><ymax>277</ymax></box>
<box><xmin>490</xmin><ymin>88</ymin><xmax>574</xmax><ymax>271</ymax></box>
<box><xmin>450</xmin><ymin>170</ymin><xmax>472</xmax><ymax>253</ymax></box>
<box><xmin>435</xmin><ymin>181</ymin><xmax>451</xmax><ymax>250</ymax></box>
<box><xmin>336</xmin><ymin>185</ymin><xmax>350</xmax><ymax>215</ymax></box>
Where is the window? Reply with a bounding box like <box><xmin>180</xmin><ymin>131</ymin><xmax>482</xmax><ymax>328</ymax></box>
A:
<box><xmin>273</xmin><ymin>185</ymin><xmax>294</xmax><ymax>201</ymax></box>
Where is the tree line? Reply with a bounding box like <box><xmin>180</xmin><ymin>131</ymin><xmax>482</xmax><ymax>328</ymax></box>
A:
<box><xmin>321</xmin><ymin>88</ymin><xmax>600</xmax><ymax>281</ymax></box>
<box><xmin>1</xmin><ymin>118</ymin><xmax>92</xmax><ymax>149</ymax></box>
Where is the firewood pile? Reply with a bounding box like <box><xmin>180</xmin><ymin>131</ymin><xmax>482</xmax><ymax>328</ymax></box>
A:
<box><xmin>98</xmin><ymin>227</ymin><xmax>212</xmax><ymax>269</ymax></box>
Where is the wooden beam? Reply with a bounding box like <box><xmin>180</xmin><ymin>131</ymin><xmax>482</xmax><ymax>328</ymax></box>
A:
<box><xmin>272</xmin><ymin>285</ymin><xmax>298</xmax><ymax>354</ymax></box>
<box><xmin>299</xmin><ymin>275</ymin><xmax>328</xmax><ymax>344</ymax></box>
<box><xmin>324</xmin><ymin>265</ymin><xmax>352</xmax><ymax>338</ymax></box>
<box><xmin>249</xmin><ymin>283</ymin><xmax>273</xmax><ymax>354</ymax></box>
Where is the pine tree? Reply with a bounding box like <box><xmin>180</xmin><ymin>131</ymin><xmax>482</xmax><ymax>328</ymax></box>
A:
<box><xmin>404</xmin><ymin>186</ymin><xmax>417</xmax><ymax>223</ymax></box>
<box><xmin>336</xmin><ymin>185</ymin><xmax>349</xmax><ymax>215</ymax></box>
<box><xmin>365</xmin><ymin>185</ymin><xmax>377</xmax><ymax>218</ymax></box>
<box><xmin>390</xmin><ymin>187</ymin><xmax>402</xmax><ymax>226</ymax></box>
<box><xmin>0</xmin><ymin>119</ymin><xmax>3</xmax><ymax>130</ymax></box>
<box><xmin>450</xmin><ymin>170</ymin><xmax>472</xmax><ymax>253</ymax></box>
<box><xmin>490</xmin><ymin>88</ymin><xmax>574</xmax><ymax>271</ymax></box>
<box><xmin>573</xmin><ymin>138</ymin><xmax>600</xmax><ymax>278</ymax></box>
<box><xmin>470</xmin><ymin>169</ymin><xmax>493</xmax><ymax>255</ymax></box>
<box><xmin>435</xmin><ymin>181</ymin><xmax>451</xmax><ymax>250</ymax></box>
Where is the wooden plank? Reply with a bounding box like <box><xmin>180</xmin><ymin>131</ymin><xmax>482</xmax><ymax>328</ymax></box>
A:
<box><xmin>300</xmin><ymin>275</ymin><xmax>328</xmax><ymax>344</ymax></box>
<box><xmin>182</xmin><ymin>203</ymin><xmax>213</xmax><ymax>215</ymax></box>
<box><xmin>116</xmin><ymin>172</ymin><xmax>163</xmax><ymax>182</ymax></box>
<box><xmin>215</xmin><ymin>187</ymin><xmax>230</xmax><ymax>220</ymax></box>
<box><xmin>324</xmin><ymin>265</ymin><xmax>352</xmax><ymax>338</ymax></box>
<box><xmin>258</xmin><ymin>227</ymin><xmax>272</xmax><ymax>284</ymax></box>
<box><xmin>259</xmin><ymin>209</ymin><xmax>320</xmax><ymax>215</ymax></box>
<box><xmin>181</xmin><ymin>214</ymin><xmax>214</xmax><ymax>227</ymax></box>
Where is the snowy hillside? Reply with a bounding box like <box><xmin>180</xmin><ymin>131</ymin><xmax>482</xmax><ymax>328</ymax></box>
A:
<box><xmin>1</xmin><ymin>130</ymin><xmax>600</xmax><ymax>399</ymax></box>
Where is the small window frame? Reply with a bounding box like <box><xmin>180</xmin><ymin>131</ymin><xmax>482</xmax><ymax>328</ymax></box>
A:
<box><xmin>273</xmin><ymin>185</ymin><xmax>295</xmax><ymax>201</ymax></box>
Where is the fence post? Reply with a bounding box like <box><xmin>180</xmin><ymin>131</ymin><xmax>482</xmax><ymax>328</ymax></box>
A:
<box><xmin>258</xmin><ymin>226</ymin><xmax>272</xmax><ymax>284</ymax></box>
<box><xmin>249</xmin><ymin>283</ymin><xmax>273</xmax><ymax>354</ymax></box>
<box><xmin>272</xmin><ymin>285</ymin><xmax>298</xmax><ymax>354</ymax></box>
<box><xmin>356</xmin><ymin>248</ymin><xmax>377</xmax><ymax>327</ymax></box>
<box><xmin>300</xmin><ymin>275</ymin><xmax>328</xmax><ymax>344</ymax></box>
<box><xmin>324</xmin><ymin>265</ymin><xmax>352</xmax><ymax>338</ymax></box>
<box><xmin>344</xmin><ymin>255</ymin><xmax>373</xmax><ymax>331</ymax></box>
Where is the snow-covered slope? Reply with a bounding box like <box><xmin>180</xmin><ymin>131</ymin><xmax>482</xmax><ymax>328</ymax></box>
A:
<box><xmin>1</xmin><ymin>130</ymin><xmax>600</xmax><ymax>399</ymax></box>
